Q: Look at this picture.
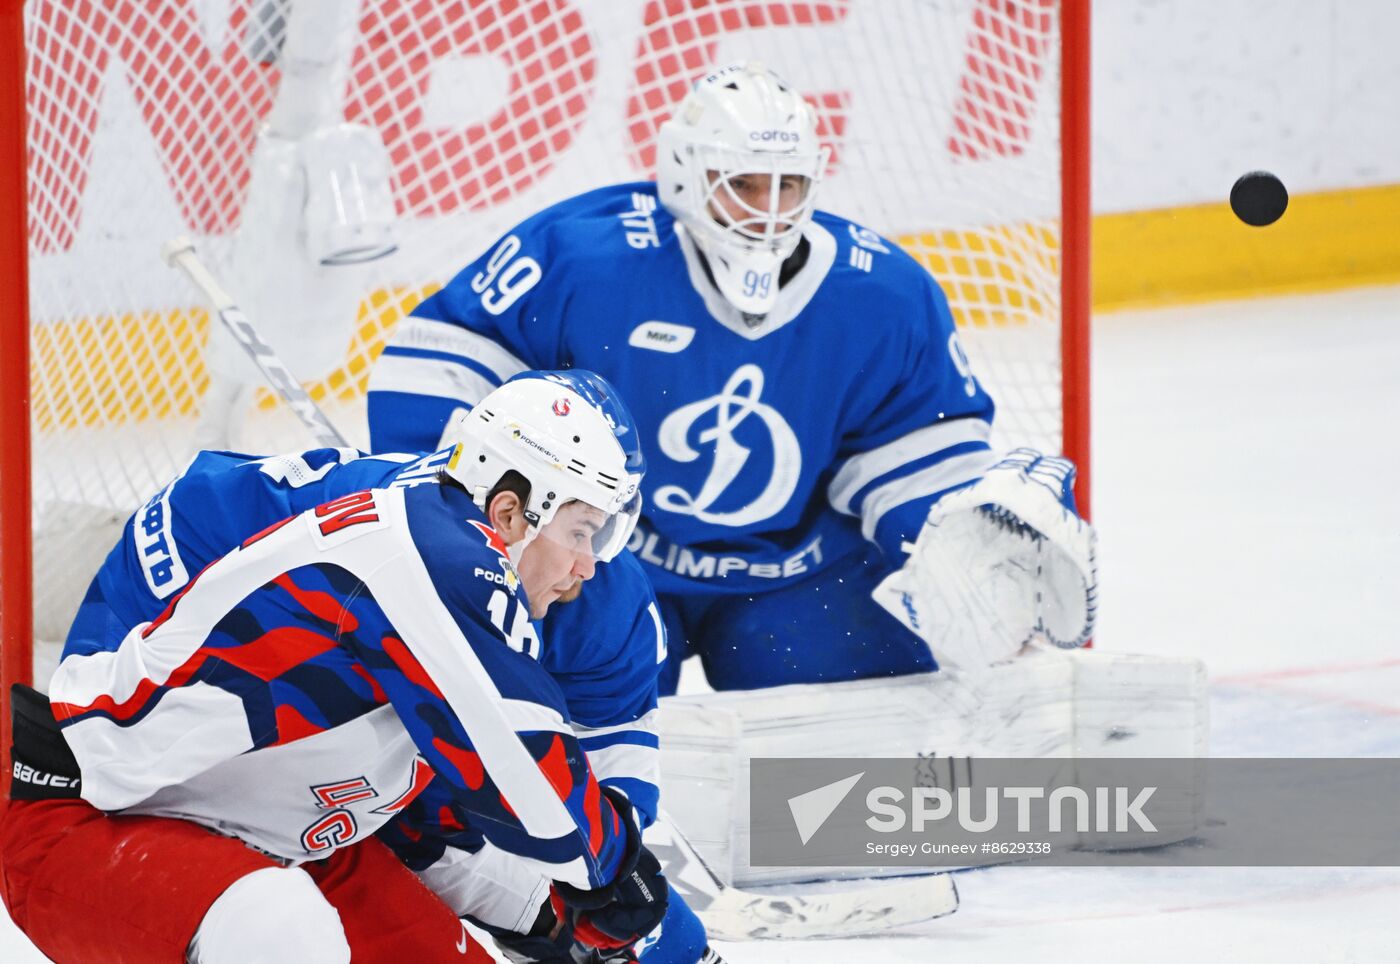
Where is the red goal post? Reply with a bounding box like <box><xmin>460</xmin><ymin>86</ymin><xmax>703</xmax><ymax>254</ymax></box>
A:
<box><xmin>3</xmin><ymin>0</ymin><xmax>33</xmax><ymax>794</ymax></box>
<box><xmin>0</xmin><ymin>0</ymin><xmax>1090</xmax><ymax>789</ymax></box>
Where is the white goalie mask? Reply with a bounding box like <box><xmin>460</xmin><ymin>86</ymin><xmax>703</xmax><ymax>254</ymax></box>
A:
<box><xmin>444</xmin><ymin>370</ymin><xmax>645</xmax><ymax>564</ymax></box>
<box><xmin>657</xmin><ymin>62</ymin><xmax>828</xmax><ymax>315</ymax></box>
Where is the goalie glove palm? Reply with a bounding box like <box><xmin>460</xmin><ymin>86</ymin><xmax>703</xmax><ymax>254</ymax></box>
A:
<box><xmin>873</xmin><ymin>449</ymin><xmax>1098</xmax><ymax>670</ymax></box>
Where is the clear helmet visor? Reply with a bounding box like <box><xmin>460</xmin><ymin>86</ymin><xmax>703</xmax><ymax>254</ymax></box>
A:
<box><xmin>528</xmin><ymin>489</ymin><xmax>641</xmax><ymax>566</ymax></box>
<box><xmin>591</xmin><ymin>489</ymin><xmax>642</xmax><ymax>563</ymax></box>
<box><xmin>510</xmin><ymin>492</ymin><xmax>639</xmax><ymax>615</ymax></box>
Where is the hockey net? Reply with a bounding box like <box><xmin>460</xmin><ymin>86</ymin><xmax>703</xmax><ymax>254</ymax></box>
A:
<box><xmin>2</xmin><ymin>0</ymin><xmax>1088</xmax><ymax>701</ymax></box>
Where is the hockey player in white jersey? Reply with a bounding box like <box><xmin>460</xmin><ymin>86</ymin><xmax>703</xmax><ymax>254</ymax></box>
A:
<box><xmin>0</xmin><ymin>371</ymin><xmax>690</xmax><ymax>963</ymax></box>
<box><xmin>367</xmin><ymin>62</ymin><xmax>1097</xmax><ymax>691</ymax></box>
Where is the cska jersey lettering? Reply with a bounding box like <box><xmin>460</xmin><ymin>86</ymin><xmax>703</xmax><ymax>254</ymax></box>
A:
<box><xmin>300</xmin><ymin>759</ymin><xmax>434</xmax><ymax>855</ymax></box>
<box><xmin>301</xmin><ymin>809</ymin><xmax>357</xmax><ymax>853</ymax></box>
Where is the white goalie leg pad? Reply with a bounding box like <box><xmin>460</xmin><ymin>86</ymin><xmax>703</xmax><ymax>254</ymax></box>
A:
<box><xmin>658</xmin><ymin>648</ymin><xmax>1206</xmax><ymax>886</ymax></box>
<box><xmin>1067</xmin><ymin>649</ymin><xmax>1208</xmax><ymax>852</ymax></box>
<box><xmin>188</xmin><ymin>866</ymin><xmax>350</xmax><ymax>964</ymax></box>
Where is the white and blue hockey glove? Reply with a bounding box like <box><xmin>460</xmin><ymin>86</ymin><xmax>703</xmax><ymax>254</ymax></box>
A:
<box><xmin>872</xmin><ymin>449</ymin><xmax>1098</xmax><ymax>671</ymax></box>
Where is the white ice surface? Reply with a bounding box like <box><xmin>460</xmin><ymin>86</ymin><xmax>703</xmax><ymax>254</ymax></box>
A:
<box><xmin>6</xmin><ymin>285</ymin><xmax>1400</xmax><ymax>961</ymax></box>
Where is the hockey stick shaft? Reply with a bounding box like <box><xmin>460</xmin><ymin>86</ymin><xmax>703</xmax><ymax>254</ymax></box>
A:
<box><xmin>162</xmin><ymin>235</ymin><xmax>350</xmax><ymax>448</ymax></box>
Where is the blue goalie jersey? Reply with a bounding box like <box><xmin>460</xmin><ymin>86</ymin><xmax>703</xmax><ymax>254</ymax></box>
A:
<box><xmin>368</xmin><ymin>183</ymin><xmax>998</xmax><ymax>597</ymax></box>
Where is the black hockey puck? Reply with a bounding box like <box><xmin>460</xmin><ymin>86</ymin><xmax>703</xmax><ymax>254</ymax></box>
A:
<box><xmin>1230</xmin><ymin>171</ymin><xmax>1288</xmax><ymax>227</ymax></box>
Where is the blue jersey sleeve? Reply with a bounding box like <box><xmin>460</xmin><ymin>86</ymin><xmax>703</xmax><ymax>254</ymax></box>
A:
<box><xmin>540</xmin><ymin>551</ymin><xmax>663</xmax><ymax>827</ymax></box>
<box><xmin>824</xmin><ymin>257</ymin><xmax>999</xmax><ymax>561</ymax></box>
<box><xmin>69</xmin><ymin>447</ymin><xmax>418</xmax><ymax>659</ymax></box>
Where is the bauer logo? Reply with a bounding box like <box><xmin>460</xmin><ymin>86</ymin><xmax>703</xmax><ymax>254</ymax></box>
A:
<box><xmin>11</xmin><ymin>761</ymin><xmax>81</xmax><ymax>795</ymax></box>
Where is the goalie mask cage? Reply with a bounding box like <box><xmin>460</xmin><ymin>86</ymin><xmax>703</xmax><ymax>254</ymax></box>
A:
<box><xmin>0</xmin><ymin>0</ymin><xmax>1089</xmax><ymax>778</ymax></box>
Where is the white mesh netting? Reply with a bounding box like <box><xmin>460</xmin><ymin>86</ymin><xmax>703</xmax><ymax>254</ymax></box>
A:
<box><xmin>23</xmin><ymin>0</ymin><xmax>1073</xmax><ymax>659</ymax></box>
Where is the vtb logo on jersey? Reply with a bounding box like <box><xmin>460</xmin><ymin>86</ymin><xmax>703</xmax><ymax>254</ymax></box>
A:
<box><xmin>654</xmin><ymin>364</ymin><xmax>801</xmax><ymax>527</ymax></box>
<box><xmin>468</xmin><ymin>519</ymin><xmax>519</xmax><ymax>592</ymax></box>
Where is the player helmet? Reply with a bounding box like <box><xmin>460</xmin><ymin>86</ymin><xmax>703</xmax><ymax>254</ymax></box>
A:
<box><xmin>447</xmin><ymin>370</ymin><xmax>644</xmax><ymax>561</ymax></box>
<box><xmin>657</xmin><ymin>61</ymin><xmax>828</xmax><ymax>315</ymax></box>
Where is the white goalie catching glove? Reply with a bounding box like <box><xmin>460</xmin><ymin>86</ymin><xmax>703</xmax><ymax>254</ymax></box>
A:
<box><xmin>872</xmin><ymin>449</ymin><xmax>1098</xmax><ymax>671</ymax></box>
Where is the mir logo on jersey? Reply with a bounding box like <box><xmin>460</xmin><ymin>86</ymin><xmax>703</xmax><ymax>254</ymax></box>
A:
<box><xmin>552</xmin><ymin>397</ymin><xmax>571</xmax><ymax>416</ymax></box>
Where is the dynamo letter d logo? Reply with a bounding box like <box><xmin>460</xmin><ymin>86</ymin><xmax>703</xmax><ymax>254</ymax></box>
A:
<box><xmin>788</xmin><ymin>772</ymin><xmax>864</xmax><ymax>845</ymax></box>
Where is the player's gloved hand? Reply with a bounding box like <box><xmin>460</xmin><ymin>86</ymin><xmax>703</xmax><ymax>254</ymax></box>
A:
<box><xmin>872</xmin><ymin>448</ymin><xmax>1097</xmax><ymax>671</ymax></box>
<box><xmin>481</xmin><ymin>899</ymin><xmax>574</xmax><ymax>964</ymax></box>
<box><xmin>550</xmin><ymin>788</ymin><xmax>669</xmax><ymax>956</ymax></box>
<box><xmin>480</xmin><ymin>898</ymin><xmax>634</xmax><ymax>964</ymax></box>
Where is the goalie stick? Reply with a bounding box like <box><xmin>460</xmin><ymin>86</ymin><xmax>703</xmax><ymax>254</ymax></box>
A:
<box><xmin>645</xmin><ymin>813</ymin><xmax>959</xmax><ymax>941</ymax></box>
<box><xmin>162</xmin><ymin>235</ymin><xmax>351</xmax><ymax>449</ymax></box>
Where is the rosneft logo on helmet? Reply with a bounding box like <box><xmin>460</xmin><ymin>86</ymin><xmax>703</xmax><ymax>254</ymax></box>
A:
<box><xmin>552</xmin><ymin>397</ymin><xmax>571</xmax><ymax>416</ymax></box>
<box><xmin>511</xmin><ymin>427</ymin><xmax>562</xmax><ymax>464</ymax></box>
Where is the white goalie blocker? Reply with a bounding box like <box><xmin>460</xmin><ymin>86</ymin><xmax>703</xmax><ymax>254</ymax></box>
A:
<box><xmin>874</xmin><ymin>448</ymin><xmax>1098</xmax><ymax>669</ymax></box>
<box><xmin>657</xmin><ymin>450</ymin><xmax>1206</xmax><ymax>889</ymax></box>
